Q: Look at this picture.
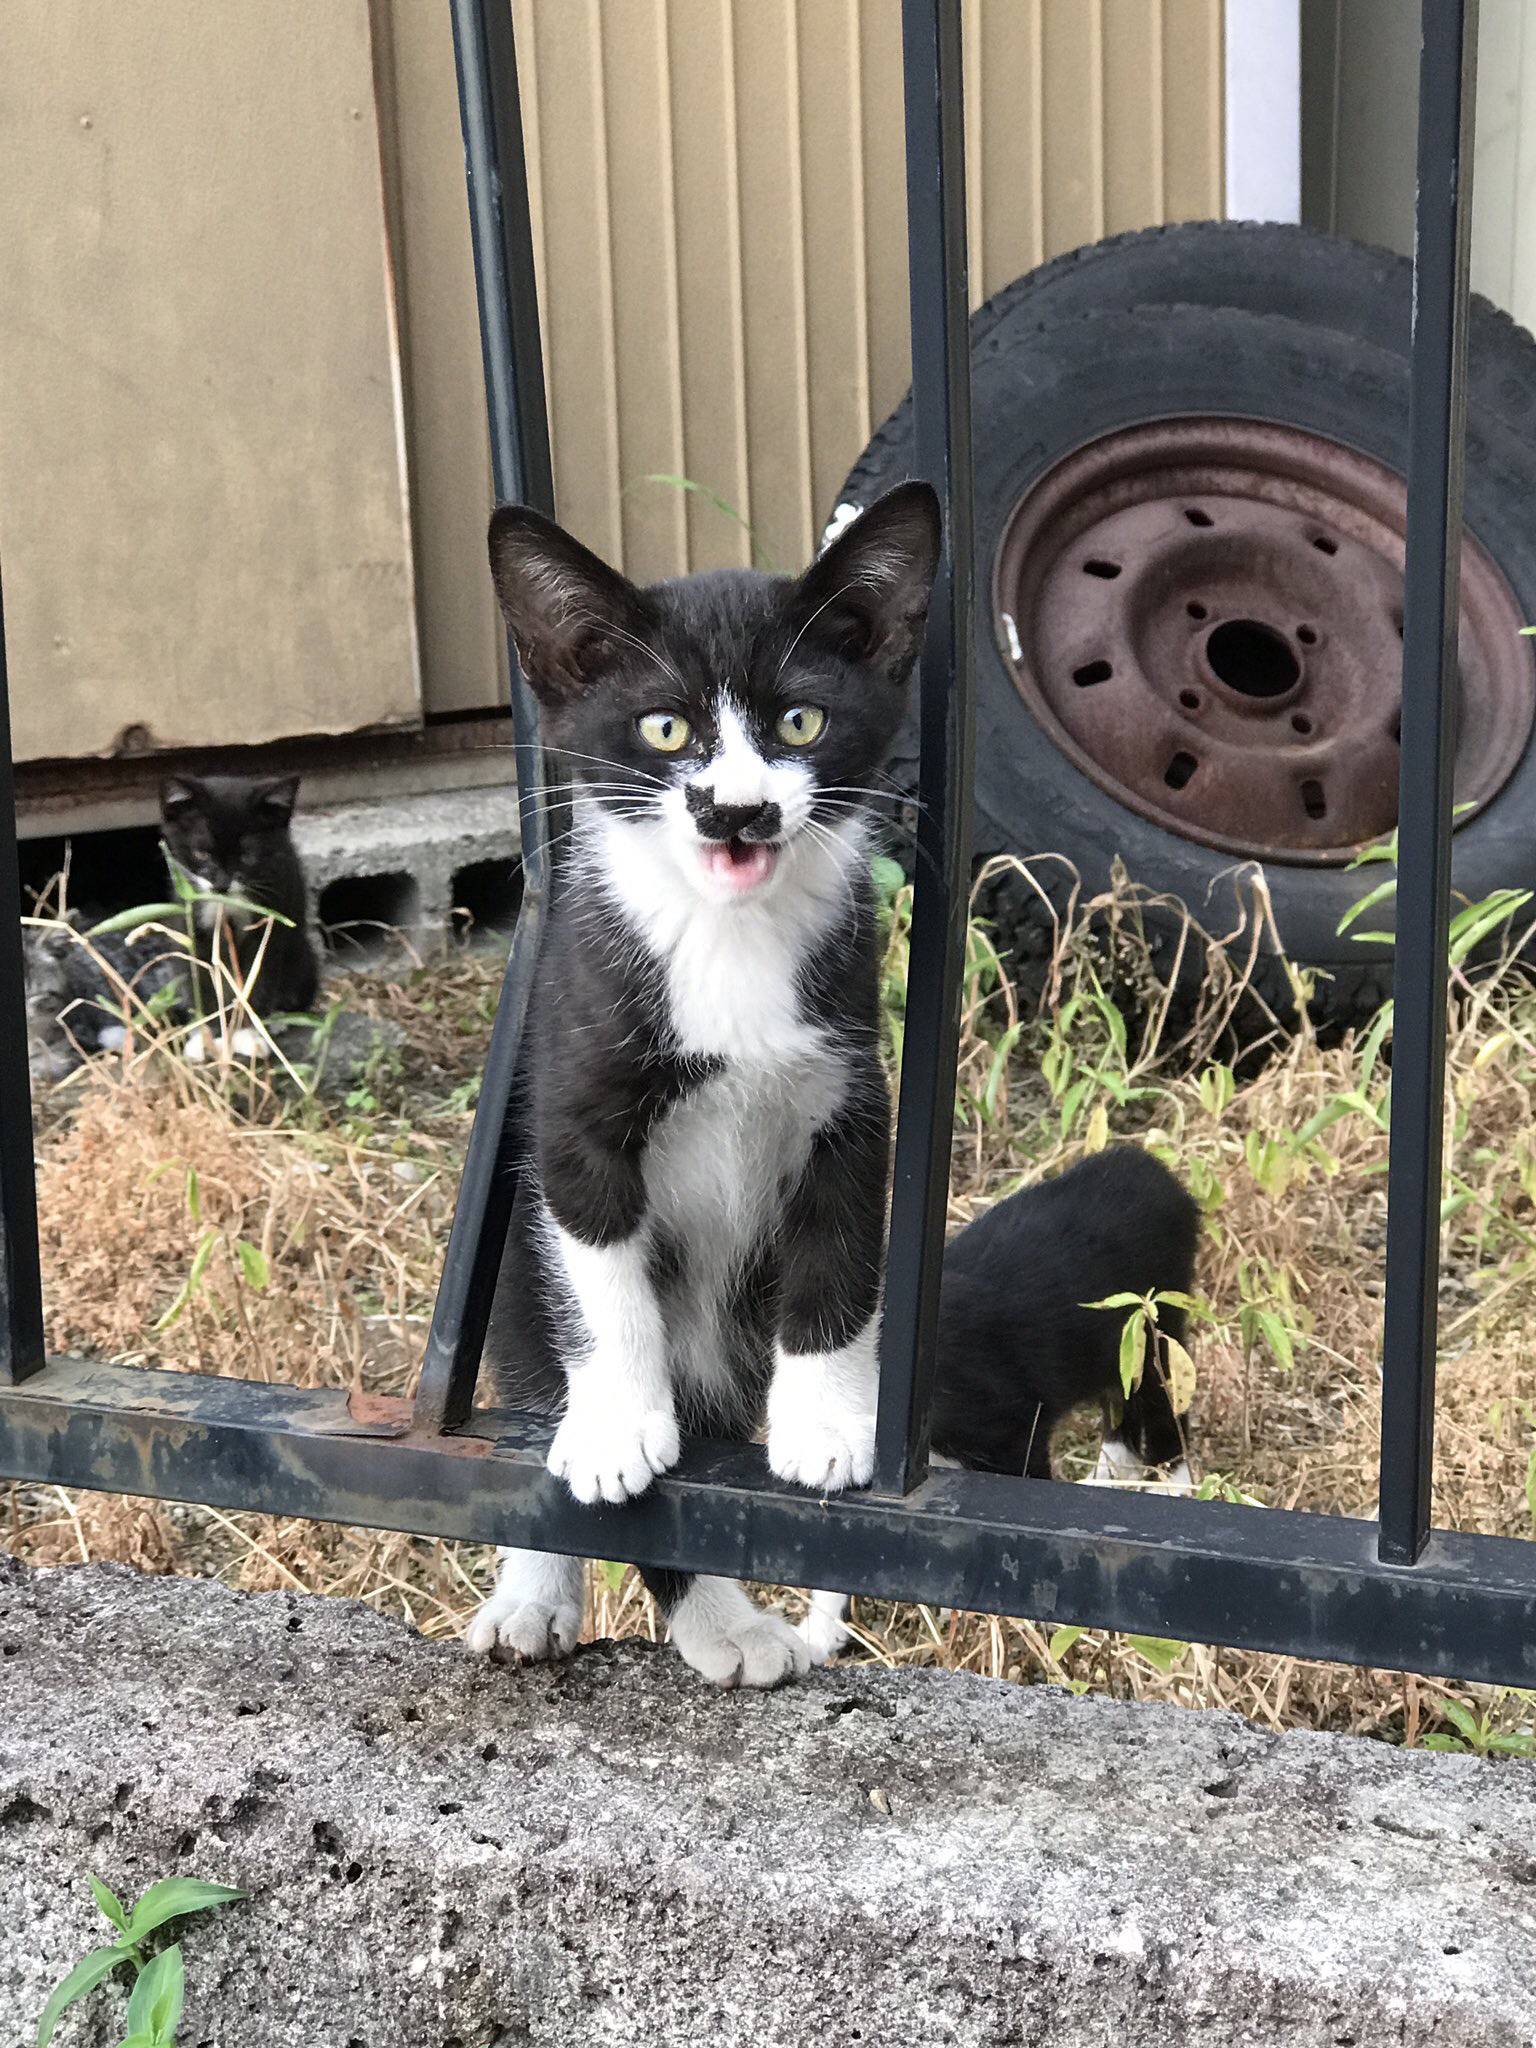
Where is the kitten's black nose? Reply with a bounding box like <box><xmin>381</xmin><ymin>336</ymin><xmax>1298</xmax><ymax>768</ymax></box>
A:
<box><xmin>685</xmin><ymin>788</ymin><xmax>782</xmax><ymax>843</ymax></box>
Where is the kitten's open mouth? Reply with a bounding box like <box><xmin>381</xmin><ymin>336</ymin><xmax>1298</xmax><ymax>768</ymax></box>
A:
<box><xmin>699</xmin><ymin>837</ymin><xmax>780</xmax><ymax>894</ymax></box>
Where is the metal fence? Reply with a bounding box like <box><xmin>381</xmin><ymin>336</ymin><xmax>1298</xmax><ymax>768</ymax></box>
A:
<box><xmin>4</xmin><ymin>0</ymin><xmax>1532</xmax><ymax>1690</ymax></box>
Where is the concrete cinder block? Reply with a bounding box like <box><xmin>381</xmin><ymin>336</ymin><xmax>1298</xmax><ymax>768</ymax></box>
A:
<box><xmin>3</xmin><ymin>1552</ymin><xmax>1534</xmax><ymax>2046</ymax></box>
<box><xmin>294</xmin><ymin>786</ymin><xmax>520</xmax><ymax>958</ymax></box>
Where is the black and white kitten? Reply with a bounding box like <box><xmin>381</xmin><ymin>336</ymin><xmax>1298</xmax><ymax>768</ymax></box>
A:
<box><xmin>802</xmin><ymin>1145</ymin><xmax>1199</xmax><ymax>1661</ymax></box>
<box><xmin>23</xmin><ymin>913</ymin><xmax>182</xmax><ymax>1080</ymax></box>
<box><xmin>159</xmin><ymin>773</ymin><xmax>319</xmax><ymax>1056</ymax></box>
<box><xmin>467</xmin><ymin>483</ymin><xmax>941</xmax><ymax>1689</ymax></box>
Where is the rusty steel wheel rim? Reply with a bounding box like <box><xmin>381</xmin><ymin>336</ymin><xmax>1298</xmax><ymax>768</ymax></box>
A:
<box><xmin>992</xmin><ymin>419</ymin><xmax>1536</xmax><ymax>864</ymax></box>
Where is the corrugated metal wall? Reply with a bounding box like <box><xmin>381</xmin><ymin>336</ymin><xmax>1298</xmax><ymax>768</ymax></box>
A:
<box><xmin>385</xmin><ymin>0</ymin><xmax>1225</xmax><ymax>720</ymax></box>
<box><xmin>2</xmin><ymin>0</ymin><xmax>421</xmax><ymax>764</ymax></box>
<box><xmin>8</xmin><ymin>1</ymin><xmax>1226</xmax><ymax>759</ymax></box>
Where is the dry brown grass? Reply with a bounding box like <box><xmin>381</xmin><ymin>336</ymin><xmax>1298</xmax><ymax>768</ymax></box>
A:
<box><xmin>10</xmin><ymin>871</ymin><xmax>1536</xmax><ymax>1756</ymax></box>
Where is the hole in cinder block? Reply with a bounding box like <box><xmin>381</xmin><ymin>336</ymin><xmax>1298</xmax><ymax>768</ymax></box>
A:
<box><xmin>19</xmin><ymin>826</ymin><xmax>168</xmax><ymax>921</ymax></box>
<box><xmin>451</xmin><ymin>857</ymin><xmax>524</xmax><ymax>949</ymax></box>
<box><xmin>318</xmin><ymin>872</ymin><xmax>420</xmax><ymax>963</ymax></box>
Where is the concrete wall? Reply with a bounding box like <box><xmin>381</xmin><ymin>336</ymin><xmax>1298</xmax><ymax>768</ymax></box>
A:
<box><xmin>5</xmin><ymin>1553</ymin><xmax>1536</xmax><ymax>2046</ymax></box>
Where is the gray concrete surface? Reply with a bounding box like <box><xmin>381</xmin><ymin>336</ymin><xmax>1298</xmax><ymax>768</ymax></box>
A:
<box><xmin>3</xmin><ymin>1550</ymin><xmax>1535</xmax><ymax>2047</ymax></box>
<box><xmin>295</xmin><ymin>786</ymin><xmax>520</xmax><ymax>958</ymax></box>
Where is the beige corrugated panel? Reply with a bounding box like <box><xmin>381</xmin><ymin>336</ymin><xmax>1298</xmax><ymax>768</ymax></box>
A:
<box><xmin>321</xmin><ymin>1</ymin><xmax>1225</xmax><ymax>715</ymax></box>
<box><xmin>0</xmin><ymin>1</ymin><xmax>420</xmax><ymax>763</ymax></box>
<box><xmin>1</xmin><ymin>3</ymin><xmax>1225</xmax><ymax>752</ymax></box>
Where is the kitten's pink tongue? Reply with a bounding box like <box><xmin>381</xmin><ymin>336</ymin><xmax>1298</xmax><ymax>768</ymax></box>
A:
<box><xmin>700</xmin><ymin>839</ymin><xmax>778</xmax><ymax>893</ymax></box>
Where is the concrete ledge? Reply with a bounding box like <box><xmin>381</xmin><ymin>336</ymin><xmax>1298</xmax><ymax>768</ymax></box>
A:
<box><xmin>3</xmin><ymin>1554</ymin><xmax>1535</xmax><ymax>2046</ymax></box>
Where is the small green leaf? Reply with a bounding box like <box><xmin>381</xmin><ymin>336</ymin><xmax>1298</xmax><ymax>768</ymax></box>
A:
<box><xmin>235</xmin><ymin>1240</ymin><xmax>270</xmax><ymax>1290</ymax></box>
<box><xmin>89</xmin><ymin>1874</ymin><xmax>129</xmax><ymax>1935</ymax></box>
<box><xmin>84</xmin><ymin>902</ymin><xmax>191</xmax><ymax>938</ymax></box>
<box><xmin>1058</xmin><ymin>1073</ymin><xmax>1091</xmax><ymax>1138</ymax></box>
<box><xmin>1421</xmin><ymin>1733</ymin><xmax>1469</xmax><ymax>1752</ymax></box>
<box><xmin>126</xmin><ymin>1945</ymin><xmax>184</xmax><ymax>2038</ymax></box>
<box><xmin>1255</xmin><ymin>1310</ymin><xmax>1296</xmax><ymax>1373</ymax></box>
<box><xmin>1082</xmin><ymin>1292</ymin><xmax>1148</xmax><ymax>1312</ymax></box>
<box><xmin>187</xmin><ymin>1231</ymin><xmax>216</xmax><ymax>1291</ymax></box>
<box><xmin>35</xmin><ymin>1945</ymin><xmax>130</xmax><ymax>2048</ymax></box>
<box><xmin>597</xmin><ymin>1560</ymin><xmax>628</xmax><ymax>1594</ymax></box>
<box><xmin>1336</xmin><ymin>878</ymin><xmax>1397</xmax><ymax>938</ymax></box>
<box><xmin>869</xmin><ymin>855</ymin><xmax>907</xmax><ymax>906</ymax></box>
<box><xmin>184</xmin><ymin>1168</ymin><xmax>201</xmax><ymax>1225</ymax></box>
<box><xmin>1127</xmin><ymin>1635</ymin><xmax>1188</xmax><ymax>1673</ymax></box>
<box><xmin>1118</xmin><ymin>1308</ymin><xmax>1146</xmax><ymax>1398</ymax></box>
<box><xmin>125</xmin><ymin>1878</ymin><xmax>245</xmax><ymax>1944</ymax></box>
<box><xmin>1162</xmin><ymin>1336</ymin><xmax>1198</xmax><ymax>1416</ymax></box>
<box><xmin>1441</xmin><ymin>1699</ymin><xmax>1481</xmax><ymax>1742</ymax></box>
<box><xmin>1047</xmin><ymin>1625</ymin><xmax>1085</xmax><ymax>1662</ymax></box>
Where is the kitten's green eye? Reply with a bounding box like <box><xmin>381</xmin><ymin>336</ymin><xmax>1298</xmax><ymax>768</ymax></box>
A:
<box><xmin>776</xmin><ymin>704</ymin><xmax>826</xmax><ymax>747</ymax></box>
<box><xmin>637</xmin><ymin>711</ymin><xmax>692</xmax><ymax>754</ymax></box>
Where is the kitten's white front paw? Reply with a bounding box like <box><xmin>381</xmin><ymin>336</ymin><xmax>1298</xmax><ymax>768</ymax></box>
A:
<box><xmin>767</xmin><ymin>1403</ymin><xmax>875</xmax><ymax>1493</ymax></box>
<box><xmin>466</xmin><ymin>1592</ymin><xmax>582</xmax><ymax>1664</ymax></box>
<box><xmin>184</xmin><ymin>1027</ymin><xmax>209</xmax><ymax>1065</ymax></box>
<box><xmin>548</xmin><ymin>1400</ymin><xmax>680</xmax><ymax>1505</ymax></box>
<box><xmin>673</xmin><ymin>1601</ymin><xmax>810</xmax><ymax>1690</ymax></box>
<box><xmin>230</xmin><ymin>1026</ymin><xmax>266</xmax><ymax>1060</ymax></box>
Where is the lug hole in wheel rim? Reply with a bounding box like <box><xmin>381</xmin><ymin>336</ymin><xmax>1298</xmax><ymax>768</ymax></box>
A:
<box><xmin>1292</xmin><ymin>713</ymin><xmax>1313</xmax><ymax>736</ymax></box>
<box><xmin>1302</xmin><ymin>779</ymin><xmax>1327</xmax><ymax>820</ymax></box>
<box><xmin>1165</xmin><ymin>752</ymin><xmax>1198</xmax><ymax>790</ymax></box>
<box><xmin>1179</xmin><ymin>689</ymin><xmax>1201</xmax><ymax>711</ymax></box>
<box><xmin>1185</xmin><ymin>508</ymin><xmax>1214</xmax><ymax>528</ymax></box>
<box><xmin>1073</xmin><ymin>659</ymin><xmax>1113</xmax><ymax>687</ymax></box>
<box><xmin>1205</xmin><ymin>619</ymin><xmax>1300</xmax><ymax>698</ymax></box>
<box><xmin>1083</xmin><ymin>559</ymin><xmax>1121</xmax><ymax>580</ymax></box>
<box><xmin>1186</xmin><ymin>601</ymin><xmax>1208</xmax><ymax>622</ymax></box>
<box><xmin>1297</xmin><ymin>624</ymin><xmax>1318</xmax><ymax>645</ymax></box>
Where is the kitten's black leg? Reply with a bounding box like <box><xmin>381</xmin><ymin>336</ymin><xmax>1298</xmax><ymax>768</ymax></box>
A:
<box><xmin>639</xmin><ymin>1566</ymin><xmax>809</xmax><ymax>1690</ymax></box>
<box><xmin>767</xmin><ymin>1053</ymin><xmax>890</xmax><ymax>1492</ymax></box>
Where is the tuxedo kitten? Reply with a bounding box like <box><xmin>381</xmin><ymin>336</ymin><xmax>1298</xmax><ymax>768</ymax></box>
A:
<box><xmin>466</xmin><ymin>483</ymin><xmax>941</xmax><ymax>1690</ymax></box>
<box><xmin>23</xmin><ymin>913</ymin><xmax>182</xmax><ymax>1080</ymax></box>
<box><xmin>159</xmin><ymin>773</ymin><xmax>319</xmax><ymax>1055</ymax></box>
<box><xmin>802</xmin><ymin>1146</ymin><xmax>1201</xmax><ymax>1662</ymax></box>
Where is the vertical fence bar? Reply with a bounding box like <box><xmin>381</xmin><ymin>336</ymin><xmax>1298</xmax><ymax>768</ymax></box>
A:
<box><xmin>873</xmin><ymin>0</ymin><xmax>975</xmax><ymax>1496</ymax></box>
<box><xmin>413</xmin><ymin>0</ymin><xmax>554</xmax><ymax>1433</ymax></box>
<box><xmin>1378</xmin><ymin>0</ymin><xmax>1479</xmax><ymax>1566</ymax></box>
<box><xmin>0</xmin><ymin>565</ymin><xmax>46</xmax><ymax>1385</ymax></box>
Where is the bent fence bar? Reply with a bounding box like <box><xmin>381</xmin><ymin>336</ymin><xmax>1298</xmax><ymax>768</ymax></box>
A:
<box><xmin>4</xmin><ymin>0</ymin><xmax>1531</xmax><ymax>1689</ymax></box>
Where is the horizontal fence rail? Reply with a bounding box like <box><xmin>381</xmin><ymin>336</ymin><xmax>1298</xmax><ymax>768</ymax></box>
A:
<box><xmin>1</xmin><ymin>0</ymin><xmax>1531</xmax><ymax>1697</ymax></box>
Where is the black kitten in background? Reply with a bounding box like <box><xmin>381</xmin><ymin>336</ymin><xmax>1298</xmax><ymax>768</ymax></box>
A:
<box><xmin>803</xmin><ymin>1146</ymin><xmax>1201</xmax><ymax>1662</ymax></box>
<box><xmin>159</xmin><ymin>774</ymin><xmax>319</xmax><ymax>1046</ymax></box>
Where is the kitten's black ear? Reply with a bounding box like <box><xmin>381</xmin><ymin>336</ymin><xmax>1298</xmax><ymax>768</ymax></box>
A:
<box><xmin>159</xmin><ymin>776</ymin><xmax>200</xmax><ymax>822</ymax></box>
<box><xmin>487</xmin><ymin>504</ymin><xmax>650</xmax><ymax>704</ymax></box>
<box><xmin>254</xmin><ymin>775</ymin><xmax>300</xmax><ymax>824</ymax></box>
<box><xmin>788</xmin><ymin>482</ymin><xmax>942</xmax><ymax>683</ymax></box>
